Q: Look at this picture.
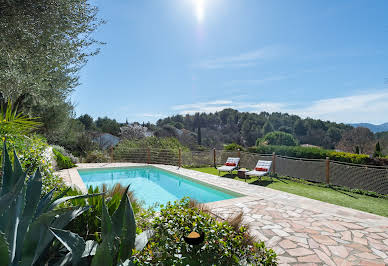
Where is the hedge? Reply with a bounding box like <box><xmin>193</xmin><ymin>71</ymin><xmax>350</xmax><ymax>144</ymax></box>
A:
<box><xmin>252</xmin><ymin>145</ymin><xmax>370</xmax><ymax>165</ymax></box>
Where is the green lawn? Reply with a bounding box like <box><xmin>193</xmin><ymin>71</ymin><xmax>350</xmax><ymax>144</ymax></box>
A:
<box><xmin>188</xmin><ymin>167</ymin><xmax>388</xmax><ymax>217</ymax></box>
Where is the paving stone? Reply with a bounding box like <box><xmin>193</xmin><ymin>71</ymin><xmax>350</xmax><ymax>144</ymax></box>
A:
<box><xmin>311</xmin><ymin>234</ymin><xmax>337</xmax><ymax>245</ymax></box>
<box><xmin>287</xmin><ymin>247</ymin><xmax>314</xmax><ymax>257</ymax></box>
<box><xmin>356</xmin><ymin>252</ymin><xmax>380</xmax><ymax>260</ymax></box>
<box><xmin>297</xmin><ymin>254</ymin><xmax>321</xmax><ymax>263</ymax></box>
<box><xmin>267</xmin><ymin>236</ymin><xmax>282</xmax><ymax>247</ymax></box>
<box><xmin>288</xmin><ymin>236</ymin><xmax>308</xmax><ymax>245</ymax></box>
<box><xmin>359</xmin><ymin>260</ymin><xmax>386</xmax><ymax>266</ymax></box>
<box><xmin>320</xmin><ymin>244</ymin><xmax>331</xmax><ymax>256</ymax></box>
<box><xmin>308</xmin><ymin>238</ymin><xmax>319</xmax><ymax>249</ymax></box>
<box><xmin>353</xmin><ymin>237</ymin><xmax>368</xmax><ymax>245</ymax></box>
<box><xmin>341</xmin><ymin>231</ymin><xmax>352</xmax><ymax>241</ymax></box>
<box><xmin>314</xmin><ymin>249</ymin><xmax>336</xmax><ymax>266</ymax></box>
<box><xmin>328</xmin><ymin>245</ymin><xmax>349</xmax><ymax>258</ymax></box>
<box><xmin>279</xmin><ymin>239</ymin><xmax>298</xmax><ymax>249</ymax></box>
<box><xmin>277</xmin><ymin>256</ymin><xmax>297</xmax><ymax>263</ymax></box>
<box><xmin>371</xmin><ymin>248</ymin><xmax>387</xmax><ymax>259</ymax></box>
<box><xmin>272</xmin><ymin>229</ymin><xmax>290</xmax><ymax>237</ymax></box>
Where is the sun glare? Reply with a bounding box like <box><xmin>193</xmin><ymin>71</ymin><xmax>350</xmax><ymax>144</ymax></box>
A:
<box><xmin>194</xmin><ymin>0</ymin><xmax>205</xmax><ymax>23</ymax></box>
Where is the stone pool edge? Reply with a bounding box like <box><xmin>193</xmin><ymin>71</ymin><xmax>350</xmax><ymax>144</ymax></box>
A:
<box><xmin>57</xmin><ymin>163</ymin><xmax>250</xmax><ymax>203</ymax></box>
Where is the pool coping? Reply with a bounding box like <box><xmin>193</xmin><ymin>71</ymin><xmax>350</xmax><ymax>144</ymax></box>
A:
<box><xmin>61</xmin><ymin>162</ymin><xmax>247</xmax><ymax>199</ymax></box>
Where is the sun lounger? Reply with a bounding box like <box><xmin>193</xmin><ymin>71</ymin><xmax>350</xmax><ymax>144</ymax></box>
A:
<box><xmin>217</xmin><ymin>157</ymin><xmax>240</xmax><ymax>175</ymax></box>
<box><xmin>246</xmin><ymin>160</ymin><xmax>272</xmax><ymax>178</ymax></box>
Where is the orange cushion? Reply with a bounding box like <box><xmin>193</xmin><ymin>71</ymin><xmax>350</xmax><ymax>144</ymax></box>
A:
<box><xmin>225</xmin><ymin>162</ymin><xmax>236</xmax><ymax>166</ymax></box>
<box><xmin>255</xmin><ymin>167</ymin><xmax>268</xmax><ymax>171</ymax></box>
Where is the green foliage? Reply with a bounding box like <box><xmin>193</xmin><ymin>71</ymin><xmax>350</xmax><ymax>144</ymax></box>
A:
<box><xmin>258</xmin><ymin>131</ymin><xmax>298</xmax><ymax>146</ymax></box>
<box><xmin>53</xmin><ymin>148</ymin><xmax>76</xmax><ymax>170</ymax></box>
<box><xmin>373</xmin><ymin>141</ymin><xmax>383</xmax><ymax>157</ymax></box>
<box><xmin>255</xmin><ymin>145</ymin><xmax>370</xmax><ymax>164</ymax></box>
<box><xmin>262</xmin><ymin>121</ymin><xmax>274</xmax><ymax>136</ymax></box>
<box><xmin>224</xmin><ymin>143</ymin><xmax>245</xmax><ymax>151</ymax></box>
<box><xmin>96</xmin><ymin>116</ymin><xmax>121</xmax><ymax>136</ymax></box>
<box><xmin>134</xmin><ymin>198</ymin><xmax>277</xmax><ymax>265</ymax></box>
<box><xmin>157</xmin><ymin>109</ymin><xmax>351</xmax><ymax>149</ymax></box>
<box><xmin>0</xmin><ymin>141</ymin><xmax>102</xmax><ymax>265</ymax></box>
<box><xmin>78</xmin><ymin>114</ymin><xmax>96</xmax><ymax>131</ymax></box>
<box><xmin>1</xmin><ymin>135</ymin><xmax>66</xmax><ymax>195</ymax></box>
<box><xmin>66</xmin><ymin>184</ymin><xmax>146</xmax><ymax>241</ymax></box>
<box><xmin>115</xmin><ymin>136</ymin><xmax>188</xmax><ymax>152</ymax></box>
<box><xmin>0</xmin><ymin>101</ymin><xmax>41</xmax><ymax>138</ymax></box>
<box><xmin>85</xmin><ymin>150</ymin><xmax>111</xmax><ymax>163</ymax></box>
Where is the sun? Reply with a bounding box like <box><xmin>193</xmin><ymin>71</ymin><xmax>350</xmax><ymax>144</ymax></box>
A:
<box><xmin>193</xmin><ymin>0</ymin><xmax>205</xmax><ymax>23</ymax></box>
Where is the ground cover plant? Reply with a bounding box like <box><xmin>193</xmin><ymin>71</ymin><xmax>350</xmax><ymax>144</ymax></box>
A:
<box><xmin>133</xmin><ymin>198</ymin><xmax>277</xmax><ymax>265</ymax></box>
<box><xmin>189</xmin><ymin>167</ymin><xmax>388</xmax><ymax>217</ymax></box>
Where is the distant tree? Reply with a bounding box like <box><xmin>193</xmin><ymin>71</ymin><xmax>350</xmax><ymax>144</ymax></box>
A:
<box><xmin>262</xmin><ymin>121</ymin><xmax>274</xmax><ymax>136</ymax></box>
<box><xmin>278</xmin><ymin>126</ymin><xmax>293</xmax><ymax>134</ymax></box>
<box><xmin>337</xmin><ymin>127</ymin><xmax>374</xmax><ymax>154</ymax></box>
<box><xmin>258</xmin><ymin>131</ymin><xmax>298</xmax><ymax>146</ymax></box>
<box><xmin>95</xmin><ymin>117</ymin><xmax>121</xmax><ymax>136</ymax></box>
<box><xmin>197</xmin><ymin>126</ymin><xmax>202</xmax><ymax>146</ymax></box>
<box><xmin>120</xmin><ymin>124</ymin><xmax>148</xmax><ymax>140</ymax></box>
<box><xmin>373</xmin><ymin>141</ymin><xmax>383</xmax><ymax>157</ymax></box>
<box><xmin>355</xmin><ymin>146</ymin><xmax>360</xmax><ymax>154</ymax></box>
<box><xmin>293</xmin><ymin>120</ymin><xmax>307</xmax><ymax>136</ymax></box>
<box><xmin>78</xmin><ymin>114</ymin><xmax>95</xmax><ymax>131</ymax></box>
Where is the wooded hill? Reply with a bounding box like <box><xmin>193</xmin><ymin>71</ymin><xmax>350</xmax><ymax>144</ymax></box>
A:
<box><xmin>156</xmin><ymin>109</ymin><xmax>353</xmax><ymax>150</ymax></box>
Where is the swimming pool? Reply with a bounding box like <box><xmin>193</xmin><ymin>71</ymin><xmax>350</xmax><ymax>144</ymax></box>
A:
<box><xmin>78</xmin><ymin>166</ymin><xmax>241</xmax><ymax>208</ymax></box>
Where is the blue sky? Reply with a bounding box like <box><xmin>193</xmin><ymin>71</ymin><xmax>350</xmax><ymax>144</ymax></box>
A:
<box><xmin>73</xmin><ymin>0</ymin><xmax>388</xmax><ymax>124</ymax></box>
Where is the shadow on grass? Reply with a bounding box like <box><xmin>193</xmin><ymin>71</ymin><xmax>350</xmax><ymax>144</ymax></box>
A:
<box><xmin>328</xmin><ymin>186</ymin><xmax>358</xmax><ymax>199</ymax></box>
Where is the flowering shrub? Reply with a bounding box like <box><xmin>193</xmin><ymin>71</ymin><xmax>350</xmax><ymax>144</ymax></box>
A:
<box><xmin>1</xmin><ymin>135</ymin><xmax>66</xmax><ymax>195</ymax></box>
<box><xmin>134</xmin><ymin>198</ymin><xmax>277</xmax><ymax>265</ymax></box>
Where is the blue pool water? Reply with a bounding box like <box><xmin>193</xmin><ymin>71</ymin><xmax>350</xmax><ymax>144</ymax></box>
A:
<box><xmin>78</xmin><ymin>167</ymin><xmax>240</xmax><ymax>209</ymax></box>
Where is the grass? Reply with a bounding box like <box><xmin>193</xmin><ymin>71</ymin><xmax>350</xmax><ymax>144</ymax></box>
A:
<box><xmin>187</xmin><ymin>167</ymin><xmax>388</xmax><ymax>217</ymax></box>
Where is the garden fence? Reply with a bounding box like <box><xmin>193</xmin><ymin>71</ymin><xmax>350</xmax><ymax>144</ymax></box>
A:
<box><xmin>113</xmin><ymin>148</ymin><xmax>388</xmax><ymax>195</ymax></box>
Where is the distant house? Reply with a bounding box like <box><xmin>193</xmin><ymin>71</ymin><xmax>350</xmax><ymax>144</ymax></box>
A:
<box><xmin>93</xmin><ymin>133</ymin><xmax>120</xmax><ymax>150</ymax></box>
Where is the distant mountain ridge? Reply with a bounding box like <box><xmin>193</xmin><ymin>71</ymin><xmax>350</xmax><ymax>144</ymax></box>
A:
<box><xmin>350</xmin><ymin>122</ymin><xmax>388</xmax><ymax>133</ymax></box>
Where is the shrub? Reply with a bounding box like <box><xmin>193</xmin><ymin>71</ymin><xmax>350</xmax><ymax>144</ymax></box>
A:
<box><xmin>53</xmin><ymin>148</ymin><xmax>76</xmax><ymax>169</ymax></box>
<box><xmin>134</xmin><ymin>198</ymin><xmax>277</xmax><ymax>265</ymax></box>
<box><xmin>66</xmin><ymin>184</ymin><xmax>149</xmax><ymax>241</ymax></box>
<box><xmin>0</xmin><ymin>135</ymin><xmax>67</xmax><ymax>195</ymax></box>
<box><xmin>224</xmin><ymin>143</ymin><xmax>245</xmax><ymax>151</ymax></box>
<box><xmin>255</xmin><ymin>145</ymin><xmax>370</xmax><ymax>164</ymax></box>
<box><xmin>258</xmin><ymin>131</ymin><xmax>298</xmax><ymax>146</ymax></box>
<box><xmin>52</xmin><ymin>144</ymin><xmax>79</xmax><ymax>163</ymax></box>
<box><xmin>85</xmin><ymin>150</ymin><xmax>111</xmax><ymax>163</ymax></box>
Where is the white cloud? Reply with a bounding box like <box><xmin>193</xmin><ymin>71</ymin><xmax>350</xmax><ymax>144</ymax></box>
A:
<box><xmin>171</xmin><ymin>90</ymin><xmax>388</xmax><ymax>124</ymax></box>
<box><xmin>138</xmin><ymin>113</ymin><xmax>165</xmax><ymax>118</ymax></box>
<box><xmin>198</xmin><ymin>46</ymin><xmax>281</xmax><ymax>69</ymax></box>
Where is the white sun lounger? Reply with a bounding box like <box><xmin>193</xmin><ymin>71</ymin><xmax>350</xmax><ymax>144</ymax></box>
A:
<box><xmin>246</xmin><ymin>160</ymin><xmax>272</xmax><ymax>178</ymax></box>
<box><xmin>217</xmin><ymin>157</ymin><xmax>240</xmax><ymax>175</ymax></box>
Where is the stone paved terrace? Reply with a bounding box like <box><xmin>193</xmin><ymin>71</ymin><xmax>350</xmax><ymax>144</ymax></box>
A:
<box><xmin>57</xmin><ymin>163</ymin><xmax>388</xmax><ymax>266</ymax></box>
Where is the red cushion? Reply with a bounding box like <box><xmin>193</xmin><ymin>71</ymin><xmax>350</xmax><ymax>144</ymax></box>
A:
<box><xmin>255</xmin><ymin>167</ymin><xmax>268</xmax><ymax>171</ymax></box>
<box><xmin>225</xmin><ymin>162</ymin><xmax>236</xmax><ymax>166</ymax></box>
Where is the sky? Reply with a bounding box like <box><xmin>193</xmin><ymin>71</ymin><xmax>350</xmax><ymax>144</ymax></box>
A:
<box><xmin>73</xmin><ymin>0</ymin><xmax>388</xmax><ymax>124</ymax></box>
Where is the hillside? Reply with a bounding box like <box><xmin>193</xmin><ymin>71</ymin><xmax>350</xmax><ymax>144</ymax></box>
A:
<box><xmin>350</xmin><ymin>122</ymin><xmax>388</xmax><ymax>133</ymax></box>
<box><xmin>156</xmin><ymin>109</ymin><xmax>353</xmax><ymax>149</ymax></box>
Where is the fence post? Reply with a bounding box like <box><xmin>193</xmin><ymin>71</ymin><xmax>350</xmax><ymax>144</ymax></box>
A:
<box><xmin>326</xmin><ymin>157</ymin><xmax>330</xmax><ymax>184</ymax></box>
<box><xmin>272</xmin><ymin>152</ymin><xmax>276</xmax><ymax>175</ymax></box>
<box><xmin>213</xmin><ymin>148</ymin><xmax>216</xmax><ymax>168</ymax></box>
<box><xmin>147</xmin><ymin>147</ymin><xmax>150</xmax><ymax>164</ymax></box>
<box><xmin>178</xmin><ymin>148</ymin><xmax>182</xmax><ymax>168</ymax></box>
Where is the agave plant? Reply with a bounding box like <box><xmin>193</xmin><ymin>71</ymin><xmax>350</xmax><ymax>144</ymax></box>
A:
<box><xmin>0</xmin><ymin>141</ymin><xmax>152</xmax><ymax>265</ymax></box>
